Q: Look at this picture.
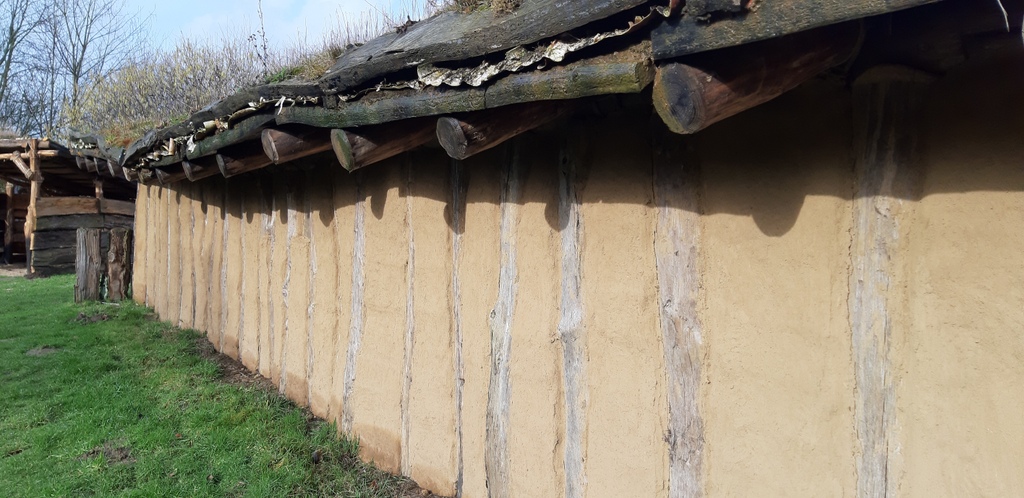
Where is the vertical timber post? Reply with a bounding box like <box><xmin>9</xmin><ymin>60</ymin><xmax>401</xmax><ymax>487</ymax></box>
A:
<box><xmin>25</xmin><ymin>140</ymin><xmax>40</xmax><ymax>272</ymax></box>
<box><xmin>107</xmin><ymin>228</ymin><xmax>133</xmax><ymax>302</ymax></box>
<box><xmin>75</xmin><ymin>228</ymin><xmax>103</xmax><ymax>302</ymax></box>
<box><xmin>850</xmin><ymin>65</ymin><xmax>932</xmax><ymax>498</ymax></box>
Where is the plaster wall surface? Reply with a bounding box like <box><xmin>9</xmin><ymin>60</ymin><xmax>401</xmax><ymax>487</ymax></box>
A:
<box><xmin>133</xmin><ymin>61</ymin><xmax>1024</xmax><ymax>497</ymax></box>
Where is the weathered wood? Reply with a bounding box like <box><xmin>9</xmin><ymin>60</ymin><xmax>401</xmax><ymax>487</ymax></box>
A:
<box><xmin>154</xmin><ymin>166</ymin><xmax>189</xmax><ymax>185</ymax></box>
<box><xmin>485</xmin><ymin>145</ymin><xmax>523</xmax><ymax>498</ymax></box>
<box><xmin>653</xmin><ymin>23</ymin><xmax>859</xmax><ymax>134</ymax></box>
<box><xmin>186</xmin><ymin>113</ymin><xmax>277</xmax><ymax>160</ymax></box>
<box><xmin>100</xmin><ymin>198</ymin><xmax>135</xmax><ymax>217</ymax></box>
<box><xmin>25</xmin><ymin>144</ymin><xmax>40</xmax><ymax>270</ymax></box>
<box><xmin>277</xmin><ymin>87</ymin><xmax>486</xmax><ymax>129</ymax></box>
<box><xmin>558</xmin><ymin>135</ymin><xmax>588</xmax><ymax>498</ymax></box>
<box><xmin>321</xmin><ymin>0</ymin><xmax>649</xmax><ymax>93</ymax></box>
<box><xmin>652</xmin><ymin>129</ymin><xmax>705</xmax><ymax>498</ymax></box>
<box><xmin>35</xmin><ymin>197</ymin><xmax>100</xmax><ymax>217</ymax></box>
<box><xmin>32</xmin><ymin>230</ymin><xmax>79</xmax><ymax>250</ymax></box>
<box><xmin>0</xmin><ymin>149</ymin><xmax>59</xmax><ymax>160</ymax></box>
<box><xmin>9</xmin><ymin>153</ymin><xmax>38</xmax><ymax>181</ymax></box>
<box><xmin>850</xmin><ymin>65</ymin><xmax>932</xmax><ymax>498</ymax></box>
<box><xmin>437</xmin><ymin>101</ymin><xmax>571</xmax><ymax>160</ymax></box>
<box><xmin>330</xmin><ymin>118</ymin><xmax>436</xmax><ymax>172</ymax></box>
<box><xmin>107</xmin><ymin>228</ymin><xmax>132</xmax><ymax>302</ymax></box>
<box><xmin>74</xmin><ymin>228</ymin><xmax>103</xmax><ymax>302</ymax></box>
<box><xmin>106</xmin><ymin>160</ymin><xmax>125</xmax><ymax>179</ymax></box>
<box><xmin>341</xmin><ymin>177</ymin><xmax>367</xmax><ymax>433</ymax></box>
<box><xmin>35</xmin><ymin>214</ymin><xmax>133</xmax><ymax>232</ymax></box>
<box><xmin>182</xmin><ymin>158</ymin><xmax>221</xmax><ymax>182</ymax></box>
<box><xmin>261</xmin><ymin>127</ymin><xmax>332</xmax><ymax>165</ymax></box>
<box><xmin>216</xmin><ymin>149</ymin><xmax>274</xmax><ymax>178</ymax></box>
<box><xmin>484</xmin><ymin>46</ymin><xmax>655</xmax><ymax>108</ymax></box>
<box><xmin>33</xmin><ymin>247</ymin><xmax>78</xmax><ymax>267</ymax></box>
<box><xmin>652</xmin><ymin>0</ymin><xmax>938</xmax><ymax>60</ymax></box>
<box><xmin>0</xmin><ymin>139</ymin><xmax>51</xmax><ymax>149</ymax></box>
<box><xmin>75</xmin><ymin>156</ymin><xmax>88</xmax><ymax>170</ymax></box>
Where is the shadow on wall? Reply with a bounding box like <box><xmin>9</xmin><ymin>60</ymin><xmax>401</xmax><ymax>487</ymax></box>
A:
<box><xmin>165</xmin><ymin>54</ymin><xmax>1024</xmax><ymax>239</ymax></box>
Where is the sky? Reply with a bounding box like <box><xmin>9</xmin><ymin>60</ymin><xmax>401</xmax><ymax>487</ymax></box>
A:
<box><xmin>124</xmin><ymin>0</ymin><xmax>426</xmax><ymax>50</ymax></box>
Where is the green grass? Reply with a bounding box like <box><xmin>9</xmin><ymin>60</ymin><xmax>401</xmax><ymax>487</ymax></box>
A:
<box><xmin>0</xmin><ymin>275</ymin><xmax>415</xmax><ymax>497</ymax></box>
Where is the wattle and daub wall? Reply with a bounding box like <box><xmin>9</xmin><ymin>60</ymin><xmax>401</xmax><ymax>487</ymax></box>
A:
<box><xmin>132</xmin><ymin>58</ymin><xmax>1024</xmax><ymax>497</ymax></box>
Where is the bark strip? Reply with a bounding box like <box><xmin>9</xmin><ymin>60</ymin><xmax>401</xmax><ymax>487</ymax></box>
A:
<box><xmin>485</xmin><ymin>143</ymin><xmax>521</xmax><ymax>498</ymax></box>
<box><xmin>401</xmin><ymin>159</ymin><xmax>416</xmax><ymax>476</ymax></box>
<box><xmin>558</xmin><ymin>135</ymin><xmax>588</xmax><ymax>498</ymax></box>
<box><xmin>450</xmin><ymin>159</ymin><xmax>467</xmax><ymax>497</ymax></box>
<box><xmin>652</xmin><ymin>132</ymin><xmax>705</xmax><ymax>498</ymax></box>
<box><xmin>342</xmin><ymin>177</ymin><xmax>367</xmax><ymax>433</ymax></box>
<box><xmin>850</xmin><ymin>65</ymin><xmax>931</xmax><ymax>498</ymax></box>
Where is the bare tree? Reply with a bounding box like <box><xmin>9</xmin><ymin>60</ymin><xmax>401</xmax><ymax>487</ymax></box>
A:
<box><xmin>0</xmin><ymin>0</ymin><xmax>43</xmax><ymax>128</ymax></box>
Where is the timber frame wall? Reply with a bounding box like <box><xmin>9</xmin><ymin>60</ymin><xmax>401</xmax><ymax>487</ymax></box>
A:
<box><xmin>133</xmin><ymin>55</ymin><xmax>1024</xmax><ymax>497</ymax></box>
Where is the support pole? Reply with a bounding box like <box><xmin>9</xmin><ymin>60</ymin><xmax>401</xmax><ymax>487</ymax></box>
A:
<box><xmin>25</xmin><ymin>140</ymin><xmax>40</xmax><ymax>272</ymax></box>
<box><xmin>849</xmin><ymin>64</ymin><xmax>932</xmax><ymax>498</ymax></box>
<box><xmin>75</xmin><ymin>228</ymin><xmax>103</xmax><ymax>302</ymax></box>
<box><xmin>107</xmin><ymin>228</ymin><xmax>133</xmax><ymax>302</ymax></box>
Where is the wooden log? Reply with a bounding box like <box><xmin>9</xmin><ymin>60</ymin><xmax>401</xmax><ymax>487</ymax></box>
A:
<box><xmin>330</xmin><ymin>118</ymin><xmax>437</xmax><ymax>172</ymax></box>
<box><xmin>183</xmin><ymin>158</ymin><xmax>222</xmax><ymax>182</ymax></box>
<box><xmin>186</xmin><ymin>113</ymin><xmax>277</xmax><ymax>160</ymax></box>
<box><xmin>652</xmin><ymin>0</ymin><xmax>937</xmax><ymax>60</ymax></box>
<box><xmin>278</xmin><ymin>87</ymin><xmax>487</xmax><ymax>129</ymax></box>
<box><xmin>850</xmin><ymin>64</ymin><xmax>932</xmax><ymax>498</ymax></box>
<box><xmin>74</xmin><ymin>228</ymin><xmax>103</xmax><ymax>302</ymax></box>
<box><xmin>261</xmin><ymin>127</ymin><xmax>332</xmax><ymax>165</ymax></box>
<box><xmin>321</xmin><ymin>0</ymin><xmax>649</xmax><ymax>93</ymax></box>
<box><xmin>36</xmin><ymin>214</ymin><xmax>133</xmax><ymax>232</ymax></box>
<box><xmin>0</xmin><ymin>149</ymin><xmax>59</xmax><ymax>160</ymax></box>
<box><xmin>100</xmin><ymin>199</ymin><xmax>136</xmax><ymax>217</ymax></box>
<box><xmin>76</xmin><ymin>156</ymin><xmax>88</xmax><ymax>170</ymax></box>
<box><xmin>217</xmin><ymin>148</ymin><xmax>274</xmax><ymax>178</ymax></box>
<box><xmin>9</xmin><ymin>153</ymin><xmax>38</xmax><ymax>180</ymax></box>
<box><xmin>25</xmin><ymin>142</ymin><xmax>40</xmax><ymax>271</ymax></box>
<box><xmin>107</xmin><ymin>228</ymin><xmax>132</xmax><ymax>302</ymax></box>
<box><xmin>154</xmin><ymin>166</ymin><xmax>189</xmax><ymax>185</ymax></box>
<box><xmin>653</xmin><ymin>23</ymin><xmax>860</xmax><ymax>135</ymax></box>
<box><xmin>436</xmin><ymin>101</ymin><xmax>571</xmax><ymax>160</ymax></box>
<box><xmin>35</xmin><ymin>197</ymin><xmax>100</xmax><ymax>217</ymax></box>
<box><xmin>106</xmin><ymin>160</ymin><xmax>125</xmax><ymax>179</ymax></box>
<box><xmin>0</xmin><ymin>139</ymin><xmax>51</xmax><ymax>149</ymax></box>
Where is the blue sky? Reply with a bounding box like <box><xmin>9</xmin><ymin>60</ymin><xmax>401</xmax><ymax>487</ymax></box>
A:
<box><xmin>124</xmin><ymin>0</ymin><xmax>421</xmax><ymax>50</ymax></box>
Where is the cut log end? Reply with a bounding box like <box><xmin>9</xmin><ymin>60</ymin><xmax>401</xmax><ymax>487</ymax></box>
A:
<box><xmin>652</xmin><ymin>65</ymin><xmax>706</xmax><ymax>134</ymax></box>
<box><xmin>436</xmin><ymin>117</ymin><xmax>470</xmax><ymax>160</ymax></box>
<box><xmin>330</xmin><ymin>129</ymin><xmax>357</xmax><ymax>171</ymax></box>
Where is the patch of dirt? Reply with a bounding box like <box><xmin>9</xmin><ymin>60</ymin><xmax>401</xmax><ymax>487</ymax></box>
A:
<box><xmin>193</xmin><ymin>336</ymin><xmax>274</xmax><ymax>389</ymax></box>
<box><xmin>73</xmin><ymin>312</ymin><xmax>110</xmax><ymax>324</ymax></box>
<box><xmin>25</xmin><ymin>346</ymin><xmax>60</xmax><ymax>357</ymax></box>
<box><xmin>4</xmin><ymin>448</ymin><xmax>25</xmax><ymax>458</ymax></box>
<box><xmin>78</xmin><ymin>441</ymin><xmax>135</xmax><ymax>465</ymax></box>
<box><xmin>0</xmin><ymin>264</ymin><xmax>26</xmax><ymax>278</ymax></box>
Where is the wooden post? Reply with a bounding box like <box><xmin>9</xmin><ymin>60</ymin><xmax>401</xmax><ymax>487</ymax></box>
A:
<box><xmin>25</xmin><ymin>140</ymin><xmax>40</xmax><ymax>271</ymax></box>
<box><xmin>75</xmin><ymin>228</ymin><xmax>103</xmax><ymax>302</ymax></box>
<box><xmin>107</xmin><ymin>228</ymin><xmax>133</xmax><ymax>302</ymax></box>
<box><xmin>94</xmin><ymin>178</ymin><xmax>104</xmax><ymax>199</ymax></box>
<box><xmin>3</xmin><ymin>183</ymin><xmax>11</xmax><ymax>264</ymax></box>
<box><xmin>653</xmin><ymin>23</ymin><xmax>859</xmax><ymax>134</ymax></box>
<box><xmin>330</xmin><ymin>118</ymin><xmax>437</xmax><ymax>171</ymax></box>
<box><xmin>849</xmin><ymin>64</ymin><xmax>932</xmax><ymax>498</ymax></box>
<box><xmin>436</xmin><ymin>101</ymin><xmax>572</xmax><ymax>160</ymax></box>
<box><xmin>261</xmin><ymin>127</ymin><xmax>332</xmax><ymax>165</ymax></box>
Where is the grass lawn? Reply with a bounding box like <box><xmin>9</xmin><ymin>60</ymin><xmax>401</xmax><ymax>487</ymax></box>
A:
<box><xmin>0</xmin><ymin>274</ymin><xmax>425</xmax><ymax>497</ymax></box>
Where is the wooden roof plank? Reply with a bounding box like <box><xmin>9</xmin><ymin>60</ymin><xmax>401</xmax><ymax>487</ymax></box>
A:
<box><xmin>320</xmin><ymin>0</ymin><xmax>650</xmax><ymax>94</ymax></box>
<box><xmin>651</xmin><ymin>0</ymin><xmax>941</xmax><ymax>60</ymax></box>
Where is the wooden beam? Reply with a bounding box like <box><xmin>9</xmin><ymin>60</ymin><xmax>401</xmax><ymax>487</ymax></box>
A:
<box><xmin>75</xmin><ymin>156</ymin><xmax>88</xmax><ymax>170</ymax></box>
<box><xmin>0</xmin><ymin>139</ymin><xmax>51</xmax><ymax>149</ymax></box>
<box><xmin>261</xmin><ymin>127</ymin><xmax>332</xmax><ymax>165</ymax></box>
<box><xmin>186</xmin><ymin>113</ymin><xmax>277</xmax><ymax>160</ymax></box>
<box><xmin>100</xmin><ymin>198</ymin><xmax>136</xmax><ymax>217</ymax></box>
<box><xmin>216</xmin><ymin>148</ymin><xmax>274</xmax><ymax>178</ymax></box>
<box><xmin>154</xmin><ymin>167</ymin><xmax>189</xmax><ymax>185</ymax></box>
<box><xmin>0</xmin><ymin>149</ymin><xmax>59</xmax><ymax>160</ymax></box>
<box><xmin>9</xmin><ymin>153</ymin><xmax>38</xmax><ymax>181</ymax></box>
<box><xmin>652</xmin><ymin>0</ymin><xmax>937</xmax><ymax>60</ymax></box>
<box><xmin>75</xmin><ymin>228</ymin><xmax>103</xmax><ymax>302</ymax></box>
<box><xmin>321</xmin><ymin>0</ymin><xmax>649</xmax><ymax>93</ymax></box>
<box><xmin>436</xmin><ymin>101</ymin><xmax>571</xmax><ymax>160</ymax></box>
<box><xmin>35</xmin><ymin>197</ymin><xmax>100</xmax><ymax>217</ymax></box>
<box><xmin>106</xmin><ymin>160</ymin><xmax>125</xmax><ymax>179</ymax></box>
<box><xmin>330</xmin><ymin>118</ymin><xmax>437</xmax><ymax>172</ymax></box>
<box><xmin>653</xmin><ymin>23</ymin><xmax>859</xmax><ymax>135</ymax></box>
<box><xmin>182</xmin><ymin>158</ymin><xmax>221</xmax><ymax>182</ymax></box>
<box><xmin>94</xmin><ymin>179</ymin><xmax>104</xmax><ymax>199</ymax></box>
